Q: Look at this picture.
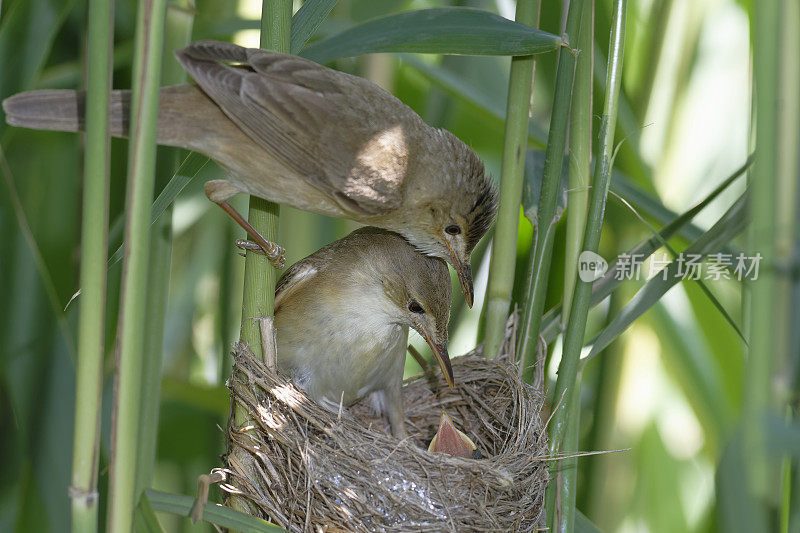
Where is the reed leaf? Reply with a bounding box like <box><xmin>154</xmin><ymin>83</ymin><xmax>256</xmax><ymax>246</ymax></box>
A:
<box><xmin>585</xmin><ymin>192</ymin><xmax>747</xmax><ymax>360</ymax></box>
<box><xmin>145</xmin><ymin>489</ymin><xmax>287</xmax><ymax>532</ymax></box>
<box><xmin>300</xmin><ymin>8</ymin><xmax>563</xmax><ymax>63</ymax></box>
<box><xmin>290</xmin><ymin>0</ymin><xmax>339</xmax><ymax>54</ymax></box>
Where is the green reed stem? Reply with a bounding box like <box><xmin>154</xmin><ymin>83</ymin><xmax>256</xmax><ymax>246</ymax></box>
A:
<box><xmin>239</xmin><ymin>0</ymin><xmax>291</xmax><ymax>360</ymax></box>
<box><xmin>547</xmin><ymin>0</ymin><xmax>626</xmax><ymax>492</ymax></box>
<box><xmin>561</xmin><ymin>0</ymin><xmax>593</xmax><ymax>328</ymax></box>
<box><xmin>518</xmin><ymin>0</ymin><xmax>584</xmax><ymax>380</ymax></box>
<box><xmin>70</xmin><ymin>0</ymin><xmax>113</xmax><ymax>531</ymax></box>
<box><xmin>743</xmin><ymin>0</ymin><xmax>781</xmax><ymax>520</ymax></box>
<box><xmin>135</xmin><ymin>0</ymin><xmax>194</xmax><ymax>497</ymax></box>
<box><xmin>106</xmin><ymin>0</ymin><xmax>167</xmax><ymax>530</ymax></box>
<box><xmin>482</xmin><ymin>0</ymin><xmax>539</xmax><ymax>358</ymax></box>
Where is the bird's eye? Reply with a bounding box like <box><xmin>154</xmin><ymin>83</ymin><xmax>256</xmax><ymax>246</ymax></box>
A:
<box><xmin>408</xmin><ymin>300</ymin><xmax>425</xmax><ymax>313</ymax></box>
<box><xmin>445</xmin><ymin>224</ymin><xmax>461</xmax><ymax>236</ymax></box>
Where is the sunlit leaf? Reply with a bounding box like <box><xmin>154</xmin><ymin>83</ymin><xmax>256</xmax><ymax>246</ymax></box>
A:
<box><xmin>290</xmin><ymin>0</ymin><xmax>339</xmax><ymax>54</ymax></box>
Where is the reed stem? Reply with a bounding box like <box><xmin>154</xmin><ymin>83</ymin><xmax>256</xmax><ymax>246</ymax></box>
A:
<box><xmin>517</xmin><ymin>0</ymin><xmax>583</xmax><ymax>380</ymax></box>
<box><xmin>70</xmin><ymin>0</ymin><xmax>113</xmax><ymax>530</ymax></box>
<box><xmin>547</xmin><ymin>0</ymin><xmax>626</xmax><ymax>503</ymax></box>
<box><xmin>239</xmin><ymin>1</ymin><xmax>291</xmax><ymax>361</ymax></box>
<box><xmin>743</xmin><ymin>0</ymin><xmax>781</xmax><ymax>520</ymax></box>
<box><xmin>135</xmin><ymin>0</ymin><xmax>194</xmax><ymax>497</ymax></box>
<box><xmin>482</xmin><ymin>0</ymin><xmax>539</xmax><ymax>357</ymax></box>
<box><xmin>106</xmin><ymin>0</ymin><xmax>167</xmax><ymax>529</ymax></box>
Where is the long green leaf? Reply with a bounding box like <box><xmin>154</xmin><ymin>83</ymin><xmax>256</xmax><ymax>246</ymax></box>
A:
<box><xmin>299</xmin><ymin>8</ymin><xmax>563</xmax><ymax>63</ymax></box>
<box><xmin>586</xmin><ymin>192</ymin><xmax>748</xmax><ymax>359</ymax></box>
<box><xmin>107</xmin><ymin>151</ymin><xmax>208</xmax><ymax>267</ymax></box>
<box><xmin>290</xmin><ymin>0</ymin><xmax>338</xmax><ymax>54</ymax></box>
<box><xmin>400</xmin><ymin>54</ymin><xmax>548</xmax><ymax>147</ymax></box>
<box><xmin>575</xmin><ymin>509</ymin><xmax>602</xmax><ymax>533</ymax></box>
<box><xmin>134</xmin><ymin>492</ymin><xmax>165</xmax><ymax>533</ymax></box>
<box><xmin>146</xmin><ymin>490</ymin><xmax>287</xmax><ymax>532</ymax></box>
<box><xmin>540</xmin><ymin>156</ymin><xmax>750</xmax><ymax>345</ymax></box>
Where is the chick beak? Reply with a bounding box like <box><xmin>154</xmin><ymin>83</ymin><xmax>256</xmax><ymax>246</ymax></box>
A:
<box><xmin>422</xmin><ymin>333</ymin><xmax>454</xmax><ymax>389</ymax></box>
<box><xmin>428</xmin><ymin>411</ymin><xmax>477</xmax><ymax>458</ymax></box>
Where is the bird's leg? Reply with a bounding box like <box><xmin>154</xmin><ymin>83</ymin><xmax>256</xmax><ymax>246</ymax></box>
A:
<box><xmin>382</xmin><ymin>385</ymin><xmax>408</xmax><ymax>440</ymax></box>
<box><xmin>205</xmin><ymin>180</ymin><xmax>286</xmax><ymax>269</ymax></box>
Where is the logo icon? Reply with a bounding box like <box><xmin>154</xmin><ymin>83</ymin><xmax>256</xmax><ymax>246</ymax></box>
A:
<box><xmin>578</xmin><ymin>251</ymin><xmax>608</xmax><ymax>282</ymax></box>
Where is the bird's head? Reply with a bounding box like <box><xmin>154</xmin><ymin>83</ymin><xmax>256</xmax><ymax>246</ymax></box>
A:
<box><xmin>377</xmin><ymin>236</ymin><xmax>453</xmax><ymax>387</ymax></box>
<box><xmin>401</xmin><ymin>132</ymin><xmax>497</xmax><ymax>308</ymax></box>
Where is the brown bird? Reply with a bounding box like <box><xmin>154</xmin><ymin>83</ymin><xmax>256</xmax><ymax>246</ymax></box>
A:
<box><xmin>273</xmin><ymin>227</ymin><xmax>452</xmax><ymax>438</ymax></box>
<box><xmin>428</xmin><ymin>410</ymin><xmax>478</xmax><ymax>459</ymax></box>
<box><xmin>2</xmin><ymin>40</ymin><xmax>496</xmax><ymax>306</ymax></box>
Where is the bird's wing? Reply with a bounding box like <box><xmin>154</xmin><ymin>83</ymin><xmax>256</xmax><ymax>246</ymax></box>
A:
<box><xmin>275</xmin><ymin>259</ymin><xmax>320</xmax><ymax>310</ymax></box>
<box><xmin>176</xmin><ymin>41</ymin><xmax>413</xmax><ymax>216</ymax></box>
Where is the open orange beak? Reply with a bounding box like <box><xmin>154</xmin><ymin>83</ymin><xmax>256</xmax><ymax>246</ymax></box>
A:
<box><xmin>428</xmin><ymin>411</ymin><xmax>477</xmax><ymax>458</ymax></box>
<box><xmin>422</xmin><ymin>333</ymin><xmax>454</xmax><ymax>389</ymax></box>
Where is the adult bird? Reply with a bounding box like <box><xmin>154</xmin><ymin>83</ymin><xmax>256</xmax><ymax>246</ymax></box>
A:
<box><xmin>273</xmin><ymin>227</ymin><xmax>452</xmax><ymax>438</ymax></box>
<box><xmin>2</xmin><ymin>40</ymin><xmax>497</xmax><ymax>306</ymax></box>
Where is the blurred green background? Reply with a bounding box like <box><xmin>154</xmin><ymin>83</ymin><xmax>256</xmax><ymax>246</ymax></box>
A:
<box><xmin>0</xmin><ymin>0</ymin><xmax>786</xmax><ymax>531</ymax></box>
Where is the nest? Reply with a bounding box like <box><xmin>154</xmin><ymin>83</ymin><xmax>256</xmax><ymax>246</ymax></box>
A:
<box><xmin>216</xmin><ymin>335</ymin><xmax>548</xmax><ymax>532</ymax></box>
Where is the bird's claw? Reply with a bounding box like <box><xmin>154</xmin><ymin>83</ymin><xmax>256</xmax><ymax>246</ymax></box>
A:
<box><xmin>235</xmin><ymin>239</ymin><xmax>286</xmax><ymax>269</ymax></box>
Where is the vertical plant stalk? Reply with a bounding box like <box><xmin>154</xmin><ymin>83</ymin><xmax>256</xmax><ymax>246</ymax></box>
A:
<box><xmin>546</xmin><ymin>382</ymin><xmax>581</xmax><ymax>532</ymax></box>
<box><xmin>238</xmin><ymin>0</ymin><xmax>291</xmax><ymax>362</ymax></box>
<box><xmin>135</xmin><ymin>0</ymin><xmax>195</xmax><ymax>497</ymax></box>
<box><xmin>482</xmin><ymin>0</ymin><xmax>540</xmax><ymax>358</ymax></box>
<box><xmin>518</xmin><ymin>0</ymin><xmax>584</xmax><ymax>379</ymax></box>
<box><xmin>562</xmin><ymin>0</ymin><xmax>593</xmax><ymax>327</ymax></box>
<box><xmin>546</xmin><ymin>3</ymin><xmax>593</xmax><ymax>529</ymax></box>
<box><xmin>228</xmin><ymin>0</ymin><xmax>291</xmax><ymax>518</ymax></box>
<box><xmin>547</xmin><ymin>0</ymin><xmax>626</xmax><ymax>523</ymax></box>
<box><xmin>70</xmin><ymin>0</ymin><xmax>113</xmax><ymax>531</ymax></box>
<box><xmin>744</xmin><ymin>0</ymin><xmax>780</xmax><ymax>510</ymax></box>
<box><xmin>106</xmin><ymin>0</ymin><xmax>167</xmax><ymax>530</ymax></box>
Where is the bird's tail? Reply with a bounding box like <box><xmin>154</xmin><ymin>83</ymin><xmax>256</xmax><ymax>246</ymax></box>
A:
<box><xmin>2</xmin><ymin>85</ymin><xmax>214</xmax><ymax>148</ymax></box>
<box><xmin>3</xmin><ymin>89</ymin><xmax>131</xmax><ymax>136</ymax></box>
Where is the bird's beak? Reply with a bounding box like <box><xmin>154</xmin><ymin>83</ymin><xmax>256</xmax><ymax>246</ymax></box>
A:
<box><xmin>455</xmin><ymin>261</ymin><xmax>474</xmax><ymax>308</ymax></box>
<box><xmin>445</xmin><ymin>241</ymin><xmax>474</xmax><ymax>308</ymax></box>
<box><xmin>421</xmin><ymin>332</ymin><xmax>454</xmax><ymax>389</ymax></box>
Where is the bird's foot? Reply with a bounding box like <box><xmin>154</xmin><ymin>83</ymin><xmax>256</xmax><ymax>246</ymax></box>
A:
<box><xmin>235</xmin><ymin>238</ymin><xmax>286</xmax><ymax>269</ymax></box>
<box><xmin>205</xmin><ymin>180</ymin><xmax>286</xmax><ymax>269</ymax></box>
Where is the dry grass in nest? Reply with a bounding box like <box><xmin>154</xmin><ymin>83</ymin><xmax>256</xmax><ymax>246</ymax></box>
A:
<box><xmin>215</xmin><ymin>330</ymin><xmax>548</xmax><ymax>532</ymax></box>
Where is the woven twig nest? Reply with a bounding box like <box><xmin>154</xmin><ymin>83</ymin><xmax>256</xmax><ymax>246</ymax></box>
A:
<box><xmin>217</xmin><ymin>337</ymin><xmax>548</xmax><ymax>532</ymax></box>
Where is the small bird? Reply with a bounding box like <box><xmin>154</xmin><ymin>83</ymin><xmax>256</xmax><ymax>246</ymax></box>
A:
<box><xmin>428</xmin><ymin>410</ymin><xmax>479</xmax><ymax>459</ymax></box>
<box><xmin>273</xmin><ymin>227</ymin><xmax>452</xmax><ymax>438</ymax></box>
<box><xmin>2</xmin><ymin>40</ymin><xmax>497</xmax><ymax>306</ymax></box>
